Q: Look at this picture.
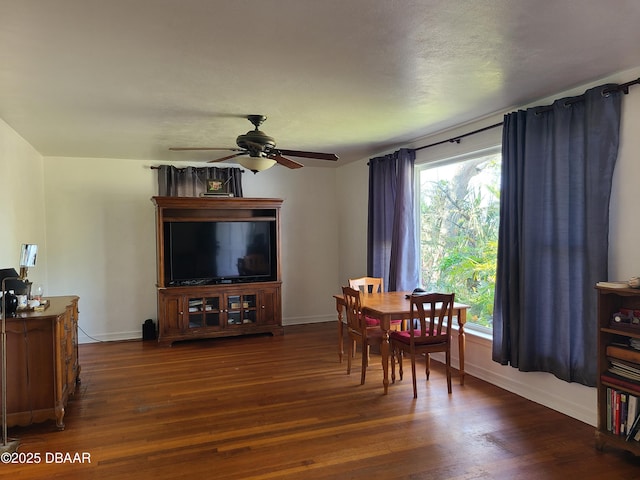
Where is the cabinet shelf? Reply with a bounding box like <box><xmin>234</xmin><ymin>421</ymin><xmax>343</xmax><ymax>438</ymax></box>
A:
<box><xmin>601</xmin><ymin>326</ymin><xmax>640</xmax><ymax>340</ymax></box>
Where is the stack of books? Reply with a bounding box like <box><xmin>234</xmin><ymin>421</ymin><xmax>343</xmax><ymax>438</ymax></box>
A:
<box><xmin>605</xmin><ymin>387</ymin><xmax>640</xmax><ymax>441</ymax></box>
<box><xmin>188</xmin><ymin>299</ymin><xmax>203</xmax><ymax>312</ymax></box>
<box><xmin>602</xmin><ymin>347</ymin><xmax>640</xmax><ymax>441</ymax></box>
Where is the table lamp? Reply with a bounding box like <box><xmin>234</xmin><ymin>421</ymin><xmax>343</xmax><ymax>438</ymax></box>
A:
<box><xmin>19</xmin><ymin>244</ymin><xmax>38</xmax><ymax>280</ymax></box>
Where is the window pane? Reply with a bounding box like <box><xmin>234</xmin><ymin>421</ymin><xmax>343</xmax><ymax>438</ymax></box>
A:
<box><xmin>418</xmin><ymin>151</ymin><xmax>501</xmax><ymax>329</ymax></box>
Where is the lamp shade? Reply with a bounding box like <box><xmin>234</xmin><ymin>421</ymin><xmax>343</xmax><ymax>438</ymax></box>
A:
<box><xmin>237</xmin><ymin>157</ymin><xmax>276</xmax><ymax>173</ymax></box>
<box><xmin>19</xmin><ymin>244</ymin><xmax>37</xmax><ymax>267</ymax></box>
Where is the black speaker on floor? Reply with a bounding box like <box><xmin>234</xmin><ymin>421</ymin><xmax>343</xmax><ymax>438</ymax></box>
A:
<box><xmin>142</xmin><ymin>319</ymin><xmax>156</xmax><ymax>341</ymax></box>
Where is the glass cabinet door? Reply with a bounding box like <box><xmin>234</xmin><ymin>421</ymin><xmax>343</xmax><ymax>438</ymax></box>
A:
<box><xmin>226</xmin><ymin>294</ymin><xmax>257</xmax><ymax>326</ymax></box>
<box><xmin>204</xmin><ymin>297</ymin><xmax>221</xmax><ymax>328</ymax></box>
<box><xmin>187</xmin><ymin>296</ymin><xmax>222</xmax><ymax>329</ymax></box>
<box><xmin>187</xmin><ymin>298</ymin><xmax>204</xmax><ymax>328</ymax></box>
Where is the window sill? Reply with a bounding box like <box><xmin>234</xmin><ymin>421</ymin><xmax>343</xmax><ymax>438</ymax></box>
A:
<box><xmin>452</xmin><ymin>322</ymin><xmax>493</xmax><ymax>342</ymax></box>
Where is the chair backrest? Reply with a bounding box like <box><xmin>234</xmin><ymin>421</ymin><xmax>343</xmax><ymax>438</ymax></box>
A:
<box><xmin>348</xmin><ymin>276</ymin><xmax>384</xmax><ymax>294</ymax></box>
<box><xmin>342</xmin><ymin>286</ymin><xmax>367</xmax><ymax>333</ymax></box>
<box><xmin>409</xmin><ymin>293</ymin><xmax>455</xmax><ymax>344</ymax></box>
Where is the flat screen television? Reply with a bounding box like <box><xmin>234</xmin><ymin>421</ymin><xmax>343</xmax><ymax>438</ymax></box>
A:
<box><xmin>164</xmin><ymin>220</ymin><xmax>276</xmax><ymax>286</ymax></box>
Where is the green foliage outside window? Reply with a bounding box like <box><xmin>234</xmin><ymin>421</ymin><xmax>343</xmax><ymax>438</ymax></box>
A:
<box><xmin>418</xmin><ymin>153</ymin><xmax>501</xmax><ymax>328</ymax></box>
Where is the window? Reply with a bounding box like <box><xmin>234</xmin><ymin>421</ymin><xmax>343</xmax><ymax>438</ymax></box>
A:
<box><xmin>417</xmin><ymin>148</ymin><xmax>501</xmax><ymax>332</ymax></box>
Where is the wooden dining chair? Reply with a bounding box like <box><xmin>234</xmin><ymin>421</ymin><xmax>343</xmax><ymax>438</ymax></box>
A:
<box><xmin>348</xmin><ymin>276</ymin><xmax>384</xmax><ymax>294</ymax></box>
<box><xmin>390</xmin><ymin>292</ymin><xmax>455</xmax><ymax>398</ymax></box>
<box><xmin>342</xmin><ymin>286</ymin><xmax>384</xmax><ymax>385</ymax></box>
<box><xmin>348</xmin><ymin>277</ymin><xmax>403</xmax><ymax>330</ymax></box>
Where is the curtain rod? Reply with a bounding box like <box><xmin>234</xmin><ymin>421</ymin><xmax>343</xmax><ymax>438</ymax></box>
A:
<box><xmin>414</xmin><ymin>121</ymin><xmax>503</xmax><ymax>152</ymax></box>
<box><xmin>413</xmin><ymin>77</ymin><xmax>640</xmax><ymax>153</ymax></box>
<box><xmin>149</xmin><ymin>165</ymin><xmax>245</xmax><ymax>172</ymax></box>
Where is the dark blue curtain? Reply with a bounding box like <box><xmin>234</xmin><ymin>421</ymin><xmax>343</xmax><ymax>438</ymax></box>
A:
<box><xmin>157</xmin><ymin>165</ymin><xmax>243</xmax><ymax>197</ymax></box>
<box><xmin>367</xmin><ymin>148</ymin><xmax>419</xmax><ymax>292</ymax></box>
<box><xmin>492</xmin><ymin>84</ymin><xmax>622</xmax><ymax>386</ymax></box>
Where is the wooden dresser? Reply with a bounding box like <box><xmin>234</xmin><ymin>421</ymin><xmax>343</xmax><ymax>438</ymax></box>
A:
<box><xmin>2</xmin><ymin>296</ymin><xmax>80</xmax><ymax>430</ymax></box>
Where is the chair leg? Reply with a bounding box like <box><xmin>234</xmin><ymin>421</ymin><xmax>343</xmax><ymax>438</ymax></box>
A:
<box><xmin>391</xmin><ymin>346</ymin><xmax>396</xmax><ymax>383</ymax></box>
<box><xmin>425</xmin><ymin>353</ymin><xmax>431</xmax><ymax>380</ymax></box>
<box><xmin>398</xmin><ymin>349</ymin><xmax>404</xmax><ymax>381</ymax></box>
<box><xmin>411</xmin><ymin>353</ymin><xmax>418</xmax><ymax>399</ymax></box>
<box><xmin>347</xmin><ymin>336</ymin><xmax>353</xmax><ymax>375</ymax></box>
<box><xmin>446</xmin><ymin>349</ymin><xmax>452</xmax><ymax>394</ymax></box>
<box><xmin>360</xmin><ymin>343</ymin><xmax>367</xmax><ymax>385</ymax></box>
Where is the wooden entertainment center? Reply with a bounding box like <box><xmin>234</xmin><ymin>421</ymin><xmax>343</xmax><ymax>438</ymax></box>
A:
<box><xmin>152</xmin><ymin>196</ymin><xmax>284</xmax><ymax>346</ymax></box>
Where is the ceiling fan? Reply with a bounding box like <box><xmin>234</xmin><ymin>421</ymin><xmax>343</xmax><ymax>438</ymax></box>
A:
<box><xmin>169</xmin><ymin>115</ymin><xmax>339</xmax><ymax>173</ymax></box>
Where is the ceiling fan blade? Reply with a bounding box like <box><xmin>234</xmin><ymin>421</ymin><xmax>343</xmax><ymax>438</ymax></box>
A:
<box><xmin>207</xmin><ymin>152</ymin><xmax>247</xmax><ymax>163</ymax></box>
<box><xmin>275</xmin><ymin>149</ymin><xmax>338</xmax><ymax>161</ymax></box>
<box><xmin>169</xmin><ymin>147</ymin><xmax>244</xmax><ymax>152</ymax></box>
<box><xmin>271</xmin><ymin>154</ymin><xmax>304</xmax><ymax>169</ymax></box>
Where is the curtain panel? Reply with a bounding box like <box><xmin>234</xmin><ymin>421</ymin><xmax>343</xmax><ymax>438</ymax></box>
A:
<box><xmin>367</xmin><ymin>148</ymin><xmax>419</xmax><ymax>292</ymax></box>
<box><xmin>492</xmin><ymin>84</ymin><xmax>622</xmax><ymax>386</ymax></box>
<box><xmin>157</xmin><ymin>165</ymin><xmax>243</xmax><ymax>197</ymax></box>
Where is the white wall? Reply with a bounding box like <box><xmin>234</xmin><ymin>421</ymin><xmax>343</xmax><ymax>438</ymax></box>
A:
<box><xmin>240</xmin><ymin>166</ymin><xmax>340</xmax><ymax>324</ymax></box>
<box><xmin>0</xmin><ymin>118</ymin><xmax>47</xmax><ymax>287</ymax></box>
<box><xmin>610</xmin><ymin>78</ymin><xmax>640</xmax><ymax>279</ymax></box>
<box><xmin>43</xmin><ymin>157</ymin><xmax>158</xmax><ymax>341</ymax></box>
<box><xmin>335</xmin><ymin>158</ymin><xmax>369</xmax><ymax>285</ymax></box>
<box><xmin>39</xmin><ymin>158</ymin><xmax>339</xmax><ymax>341</ymax></box>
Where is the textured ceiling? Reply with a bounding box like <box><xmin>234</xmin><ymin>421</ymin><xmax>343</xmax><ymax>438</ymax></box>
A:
<box><xmin>1</xmin><ymin>0</ymin><xmax>640</xmax><ymax>167</ymax></box>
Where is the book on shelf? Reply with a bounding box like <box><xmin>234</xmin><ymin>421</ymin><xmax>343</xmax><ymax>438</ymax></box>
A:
<box><xmin>597</xmin><ymin>281</ymin><xmax>630</xmax><ymax>288</ymax></box>
<box><xmin>601</xmin><ymin>372</ymin><xmax>640</xmax><ymax>395</ymax></box>
<box><xmin>608</xmin><ymin>358</ymin><xmax>640</xmax><ymax>382</ymax></box>
<box><xmin>605</xmin><ymin>388</ymin><xmax>640</xmax><ymax>438</ymax></box>
<box><xmin>607</xmin><ymin>387</ymin><xmax>613</xmax><ymax>432</ymax></box>
<box><xmin>628</xmin><ymin>394</ymin><xmax>638</xmax><ymax>432</ymax></box>
<box><xmin>617</xmin><ymin>391</ymin><xmax>622</xmax><ymax>435</ymax></box>
<box><xmin>621</xmin><ymin>393</ymin><xmax>628</xmax><ymax>435</ymax></box>
<box><xmin>606</xmin><ymin>345</ymin><xmax>640</xmax><ymax>363</ymax></box>
<box><xmin>626</xmin><ymin>395</ymin><xmax>640</xmax><ymax>441</ymax></box>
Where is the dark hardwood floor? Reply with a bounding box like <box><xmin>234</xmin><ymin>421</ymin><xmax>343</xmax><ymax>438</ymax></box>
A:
<box><xmin>4</xmin><ymin>322</ymin><xmax>640</xmax><ymax>479</ymax></box>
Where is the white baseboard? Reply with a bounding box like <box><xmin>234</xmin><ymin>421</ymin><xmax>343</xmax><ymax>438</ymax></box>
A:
<box><xmin>79</xmin><ymin>330</ymin><xmax>141</xmax><ymax>343</ymax></box>
<box><xmin>282</xmin><ymin>314</ymin><xmax>335</xmax><ymax>326</ymax></box>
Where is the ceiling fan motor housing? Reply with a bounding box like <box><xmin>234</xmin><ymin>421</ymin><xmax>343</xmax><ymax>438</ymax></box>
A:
<box><xmin>236</xmin><ymin>129</ymin><xmax>276</xmax><ymax>155</ymax></box>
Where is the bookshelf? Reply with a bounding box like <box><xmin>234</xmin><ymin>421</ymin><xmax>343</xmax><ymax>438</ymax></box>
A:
<box><xmin>596</xmin><ymin>285</ymin><xmax>640</xmax><ymax>453</ymax></box>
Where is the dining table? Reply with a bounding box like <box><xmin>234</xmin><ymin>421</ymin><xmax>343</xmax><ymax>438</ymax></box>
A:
<box><xmin>333</xmin><ymin>291</ymin><xmax>470</xmax><ymax>394</ymax></box>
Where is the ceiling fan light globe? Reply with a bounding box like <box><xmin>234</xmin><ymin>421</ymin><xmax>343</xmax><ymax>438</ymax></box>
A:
<box><xmin>237</xmin><ymin>156</ymin><xmax>277</xmax><ymax>173</ymax></box>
